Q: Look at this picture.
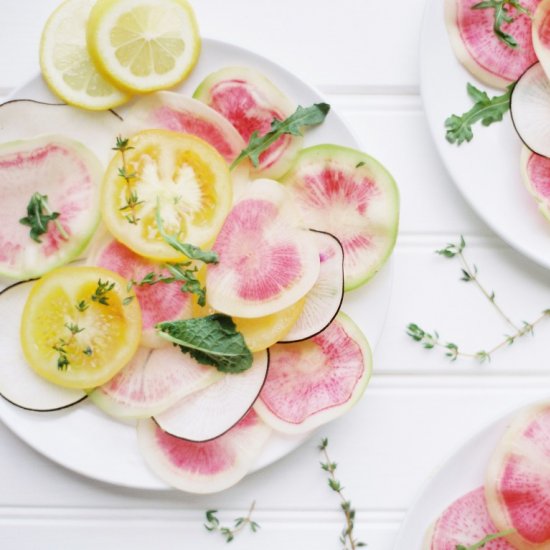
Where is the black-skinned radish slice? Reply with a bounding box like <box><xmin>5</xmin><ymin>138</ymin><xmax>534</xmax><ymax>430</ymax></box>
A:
<box><xmin>520</xmin><ymin>146</ymin><xmax>550</xmax><ymax>221</ymax></box>
<box><xmin>486</xmin><ymin>402</ymin><xmax>550</xmax><ymax>549</ymax></box>
<box><xmin>137</xmin><ymin>409</ymin><xmax>271</xmax><ymax>494</ymax></box>
<box><xmin>0</xmin><ymin>136</ymin><xmax>101</xmax><ymax>279</ymax></box>
<box><xmin>88</xmin><ymin>346</ymin><xmax>222</xmax><ymax>420</ymax></box>
<box><xmin>279</xmin><ymin>230</ymin><xmax>344</xmax><ymax>343</ymax></box>
<box><xmin>511</xmin><ymin>63</ymin><xmax>550</xmax><ymax>158</ymax></box>
<box><xmin>424</xmin><ymin>487</ymin><xmax>515</xmax><ymax>550</ymax></box>
<box><xmin>281</xmin><ymin>144</ymin><xmax>399</xmax><ymax>291</ymax></box>
<box><xmin>445</xmin><ymin>0</ymin><xmax>539</xmax><ymax>89</ymax></box>
<box><xmin>533</xmin><ymin>0</ymin><xmax>550</xmax><ymax>81</ymax></box>
<box><xmin>206</xmin><ymin>179</ymin><xmax>320</xmax><ymax>318</ymax></box>
<box><xmin>254</xmin><ymin>313</ymin><xmax>372</xmax><ymax>435</ymax></box>
<box><xmin>0</xmin><ymin>281</ymin><xmax>86</xmax><ymax>411</ymax></box>
<box><xmin>193</xmin><ymin>66</ymin><xmax>302</xmax><ymax>180</ymax></box>
<box><xmin>153</xmin><ymin>350</ymin><xmax>268</xmax><ymax>442</ymax></box>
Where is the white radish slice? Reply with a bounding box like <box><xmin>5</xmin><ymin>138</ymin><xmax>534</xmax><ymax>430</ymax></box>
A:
<box><xmin>520</xmin><ymin>145</ymin><xmax>550</xmax><ymax>221</ymax></box>
<box><xmin>153</xmin><ymin>350</ymin><xmax>268</xmax><ymax>442</ymax></box>
<box><xmin>279</xmin><ymin>230</ymin><xmax>344</xmax><ymax>343</ymax></box>
<box><xmin>0</xmin><ymin>281</ymin><xmax>86</xmax><ymax>411</ymax></box>
<box><xmin>533</xmin><ymin>0</ymin><xmax>550</xmax><ymax>81</ymax></box>
<box><xmin>486</xmin><ymin>402</ymin><xmax>550</xmax><ymax>549</ymax></box>
<box><xmin>137</xmin><ymin>409</ymin><xmax>271</xmax><ymax>494</ymax></box>
<box><xmin>206</xmin><ymin>179</ymin><xmax>320</xmax><ymax>318</ymax></box>
<box><xmin>88</xmin><ymin>346</ymin><xmax>222</xmax><ymax>419</ymax></box>
<box><xmin>424</xmin><ymin>487</ymin><xmax>515</xmax><ymax>550</ymax></box>
<box><xmin>254</xmin><ymin>313</ymin><xmax>372</xmax><ymax>434</ymax></box>
<box><xmin>511</xmin><ymin>62</ymin><xmax>550</xmax><ymax>158</ymax></box>
<box><xmin>445</xmin><ymin>0</ymin><xmax>539</xmax><ymax>89</ymax></box>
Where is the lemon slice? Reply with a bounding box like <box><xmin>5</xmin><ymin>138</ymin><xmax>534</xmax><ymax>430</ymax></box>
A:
<box><xmin>40</xmin><ymin>0</ymin><xmax>129</xmax><ymax>110</ymax></box>
<box><xmin>87</xmin><ymin>0</ymin><xmax>201</xmax><ymax>93</ymax></box>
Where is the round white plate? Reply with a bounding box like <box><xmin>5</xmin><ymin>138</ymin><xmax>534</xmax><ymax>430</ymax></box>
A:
<box><xmin>420</xmin><ymin>0</ymin><xmax>550</xmax><ymax>271</ymax></box>
<box><xmin>393</xmin><ymin>402</ymin><xmax>532</xmax><ymax>548</ymax></box>
<box><xmin>0</xmin><ymin>38</ymin><xmax>394</xmax><ymax>490</ymax></box>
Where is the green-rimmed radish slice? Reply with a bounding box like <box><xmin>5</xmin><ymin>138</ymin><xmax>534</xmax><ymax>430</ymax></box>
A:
<box><xmin>533</xmin><ymin>0</ymin><xmax>550</xmax><ymax>82</ymax></box>
<box><xmin>254</xmin><ymin>313</ymin><xmax>372</xmax><ymax>435</ymax></box>
<box><xmin>279</xmin><ymin>230</ymin><xmax>344</xmax><ymax>343</ymax></box>
<box><xmin>510</xmin><ymin>63</ymin><xmax>550</xmax><ymax>158</ymax></box>
<box><xmin>206</xmin><ymin>179</ymin><xmax>320</xmax><ymax>318</ymax></box>
<box><xmin>138</xmin><ymin>409</ymin><xmax>271</xmax><ymax>494</ymax></box>
<box><xmin>193</xmin><ymin>66</ymin><xmax>303</xmax><ymax>180</ymax></box>
<box><xmin>0</xmin><ymin>136</ymin><xmax>101</xmax><ymax>279</ymax></box>
<box><xmin>445</xmin><ymin>0</ymin><xmax>539</xmax><ymax>90</ymax></box>
<box><xmin>121</xmin><ymin>91</ymin><xmax>250</xmax><ymax>198</ymax></box>
<box><xmin>281</xmin><ymin>144</ymin><xmax>399</xmax><ymax>290</ymax></box>
<box><xmin>486</xmin><ymin>402</ymin><xmax>550</xmax><ymax>549</ymax></box>
<box><xmin>520</xmin><ymin>145</ymin><xmax>550</xmax><ymax>221</ymax></box>
<box><xmin>88</xmin><ymin>235</ymin><xmax>194</xmax><ymax>348</ymax></box>
<box><xmin>0</xmin><ymin>99</ymin><xmax>123</xmax><ymax>166</ymax></box>
<box><xmin>88</xmin><ymin>345</ymin><xmax>222</xmax><ymax>420</ymax></box>
<box><xmin>0</xmin><ymin>281</ymin><xmax>86</xmax><ymax>411</ymax></box>
<box><xmin>153</xmin><ymin>350</ymin><xmax>268</xmax><ymax>442</ymax></box>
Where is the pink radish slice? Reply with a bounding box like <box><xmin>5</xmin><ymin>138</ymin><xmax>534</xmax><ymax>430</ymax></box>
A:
<box><xmin>138</xmin><ymin>409</ymin><xmax>271</xmax><ymax>493</ymax></box>
<box><xmin>88</xmin><ymin>346</ymin><xmax>222</xmax><ymax>419</ymax></box>
<box><xmin>193</xmin><ymin>66</ymin><xmax>303</xmax><ymax>180</ymax></box>
<box><xmin>281</xmin><ymin>144</ymin><xmax>399</xmax><ymax>291</ymax></box>
<box><xmin>153</xmin><ymin>350</ymin><xmax>268</xmax><ymax>442</ymax></box>
<box><xmin>533</xmin><ymin>0</ymin><xmax>550</xmax><ymax>81</ymax></box>
<box><xmin>520</xmin><ymin>145</ymin><xmax>550</xmax><ymax>221</ymax></box>
<box><xmin>206</xmin><ymin>179</ymin><xmax>320</xmax><ymax>318</ymax></box>
<box><xmin>424</xmin><ymin>487</ymin><xmax>515</xmax><ymax>550</ymax></box>
<box><xmin>445</xmin><ymin>0</ymin><xmax>540</xmax><ymax>89</ymax></box>
<box><xmin>254</xmin><ymin>313</ymin><xmax>372</xmax><ymax>435</ymax></box>
<box><xmin>0</xmin><ymin>281</ymin><xmax>86</xmax><ymax>411</ymax></box>
<box><xmin>279</xmin><ymin>230</ymin><xmax>344</xmax><ymax>343</ymax></box>
<box><xmin>486</xmin><ymin>402</ymin><xmax>550</xmax><ymax>549</ymax></box>
<box><xmin>0</xmin><ymin>135</ymin><xmax>101</xmax><ymax>279</ymax></box>
<box><xmin>88</xmin><ymin>236</ymin><xmax>194</xmax><ymax>348</ymax></box>
<box><xmin>121</xmin><ymin>91</ymin><xmax>250</xmax><ymax>197</ymax></box>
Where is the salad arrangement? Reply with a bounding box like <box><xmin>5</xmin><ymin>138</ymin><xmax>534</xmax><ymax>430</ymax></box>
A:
<box><xmin>0</xmin><ymin>0</ymin><xmax>399</xmax><ymax>493</ymax></box>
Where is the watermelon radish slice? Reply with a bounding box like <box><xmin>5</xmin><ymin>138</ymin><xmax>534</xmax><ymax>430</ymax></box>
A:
<box><xmin>486</xmin><ymin>402</ymin><xmax>550</xmax><ymax>549</ymax></box>
<box><xmin>279</xmin><ymin>230</ymin><xmax>344</xmax><ymax>343</ymax></box>
<box><xmin>88</xmin><ymin>345</ymin><xmax>222</xmax><ymax>420</ymax></box>
<box><xmin>153</xmin><ymin>350</ymin><xmax>268</xmax><ymax>442</ymax></box>
<box><xmin>137</xmin><ymin>409</ymin><xmax>271</xmax><ymax>493</ymax></box>
<box><xmin>533</xmin><ymin>0</ymin><xmax>550</xmax><ymax>82</ymax></box>
<box><xmin>0</xmin><ymin>281</ymin><xmax>86</xmax><ymax>411</ymax></box>
<box><xmin>281</xmin><ymin>144</ymin><xmax>399</xmax><ymax>291</ymax></box>
<box><xmin>424</xmin><ymin>487</ymin><xmax>515</xmax><ymax>550</ymax></box>
<box><xmin>520</xmin><ymin>145</ymin><xmax>550</xmax><ymax>221</ymax></box>
<box><xmin>121</xmin><ymin>91</ymin><xmax>251</xmax><ymax>197</ymax></box>
<box><xmin>88</xmin><ymin>235</ymin><xmax>194</xmax><ymax>348</ymax></box>
<box><xmin>510</xmin><ymin>63</ymin><xmax>550</xmax><ymax>158</ymax></box>
<box><xmin>193</xmin><ymin>66</ymin><xmax>303</xmax><ymax>180</ymax></box>
<box><xmin>0</xmin><ymin>136</ymin><xmax>101</xmax><ymax>279</ymax></box>
<box><xmin>206</xmin><ymin>179</ymin><xmax>320</xmax><ymax>318</ymax></box>
<box><xmin>254</xmin><ymin>313</ymin><xmax>372</xmax><ymax>434</ymax></box>
<box><xmin>444</xmin><ymin>0</ymin><xmax>540</xmax><ymax>89</ymax></box>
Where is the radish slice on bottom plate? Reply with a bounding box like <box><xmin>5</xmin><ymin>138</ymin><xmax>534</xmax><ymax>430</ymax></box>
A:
<box><xmin>520</xmin><ymin>145</ymin><xmax>550</xmax><ymax>221</ymax></box>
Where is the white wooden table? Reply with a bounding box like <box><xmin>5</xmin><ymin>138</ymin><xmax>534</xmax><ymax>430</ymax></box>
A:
<box><xmin>2</xmin><ymin>2</ymin><xmax>550</xmax><ymax>548</ymax></box>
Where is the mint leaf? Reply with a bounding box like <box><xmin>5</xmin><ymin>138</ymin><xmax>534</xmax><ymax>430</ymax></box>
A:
<box><xmin>445</xmin><ymin>83</ymin><xmax>513</xmax><ymax>145</ymax></box>
<box><xmin>156</xmin><ymin>314</ymin><xmax>253</xmax><ymax>374</ymax></box>
<box><xmin>231</xmin><ymin>103</ymin><xmax>330</xmax><ymax>169</ymax></box>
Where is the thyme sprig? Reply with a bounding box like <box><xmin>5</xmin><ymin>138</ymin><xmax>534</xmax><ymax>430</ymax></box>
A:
<box><xmin>204</xmin><ymin>501</ymin><xmax>260</xmax><ymax>543</ymax></box>
<box><xmin>19</xmin><ymin>192</ymin><xmax>69</xmax><ymax>243</ymax></box>
<box><xmin>456</xmin><ymin>529</ymin><xmax>516</xmax><ymax>549</ymax></box>
<box><xmin>52</xmin><ymin>323</ymin><xmax>87</xmax><ymax>371</ymax></box>
<box><xmin>113</xmin><ymin>136</ymin><xmax>142</xmax><ymax>225</ymax></box>
<box><xmin>319</xmin><ymin>438</ymin><xmax>366</xmax><ymax>550</ymax></box>
<box><xmin>91</xmin><ymin>279</ymin><xmax>115</xmax><ymax>306</ymax></box>
<box><xmin>407</xmin><ymin>236</ymin><xmax>550</xmax><ymax>362</ymax></box>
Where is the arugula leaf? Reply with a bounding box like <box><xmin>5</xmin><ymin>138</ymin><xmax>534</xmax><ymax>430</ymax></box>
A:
<box><xmin>156</xmin><ymin>314</ymin><xmax>253</xmax><ymax>373</ymax></box>
<box><xmin>456</xmin><ymin>529</ymin><xmax>516</xmax><ymax>550</ymax></box>
<box><xmin>445</xmin><ymin>83</ymin><xmax>513</xmax><ymax>145</ymax></box>
<box><xmin>231</xmin><ymin>103</ymin><xmax>330</xmax><ymax>169</ymax></box>
<box><xmin>19</xmin><ymin>192</ymin><xmax>69</xmax><ymax>243</ymax></box>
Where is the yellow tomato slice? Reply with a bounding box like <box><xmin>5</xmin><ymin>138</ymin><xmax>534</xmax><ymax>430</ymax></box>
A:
<box><xmin>20</xmin><ymin>266</ymin><xmax>141</xmax><ymax>389</ymax></box>
<box><xmin>101</xmin><ymin>130</ymin><xmax>232</xmax><ymax>262</ymax></box>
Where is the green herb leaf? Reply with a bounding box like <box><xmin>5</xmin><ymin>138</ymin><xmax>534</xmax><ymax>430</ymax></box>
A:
<box><xmin>456</xmin><ymin>529</ymin><xmax>516</xmax><ymax>550</ymax></box>
<box><xmin>231</xmin><ymin>103</ymin><xmax>330</xmax><ymax>169</ymax></box>
<box><xmin>472</xmin><ymin>0</ymin><xmax>530</xmax><ymax>48</ymax></box>
<box><xmin>445</xmin><ymin>83</ymin><xmax>513</xmax><ymax>145</ymax></box>
<box><xmin>156</xmin><ymin>314</ymin><xmax>253</xmax><ymax>373</ymax></box>
<box><xmin>19</xmin><ymin>192</ymin><xmax>69</xmax><ymax>243</ymax></box>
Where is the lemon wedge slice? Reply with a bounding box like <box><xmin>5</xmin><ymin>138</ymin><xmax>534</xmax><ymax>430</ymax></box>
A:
<box><xmin>87</xmin><ymin>0</ymin><xmax>201</xmax><ymax>93</ymax></box>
